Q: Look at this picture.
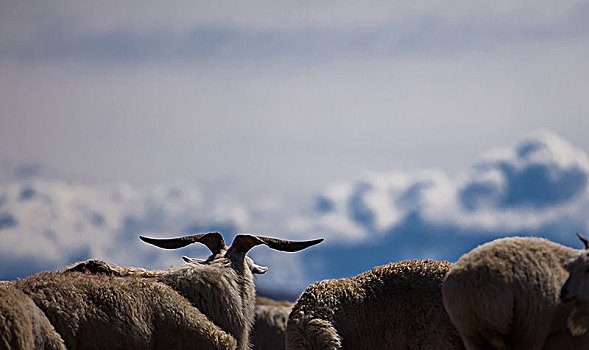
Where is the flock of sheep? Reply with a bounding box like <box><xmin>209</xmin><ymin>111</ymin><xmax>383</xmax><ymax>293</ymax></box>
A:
<box><xmin>3</xmin><ymin>230</ymin><xmax>589</xmax><ymax>350</ymax></box>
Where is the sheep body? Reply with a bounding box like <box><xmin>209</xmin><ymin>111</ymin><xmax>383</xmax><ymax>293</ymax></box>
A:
<box><xmin>65</xmin><ymin>259</ymin><xmax>293</xmax><ymax>350</ymax></box>
<box><xmin>286</xmin><ymin>259</ymin><xmax>464</xmax><ymax>350</ymax></box>
<box><xmin>12</xmin><ymin>270</ymin><xmax>236</xmax><ymax>350</ymax></box>
<box><xmin>83</xmin><ymin>259</ymin><xmax>258</xmax><ymax>349</ymax></box>
<box><xmin>0</xmin><ymin>283</ymin><xmax>65</xmax><ymax>350</ymax></box>
<box><xmin>442</xmin><ymin>236</ymin><xmax>589</xmax><ymax>350</ymax></box>
<box><xmin>75</xmin><ymin>261</ymin><xmax>285</xmax><ymax>349</ymax></box>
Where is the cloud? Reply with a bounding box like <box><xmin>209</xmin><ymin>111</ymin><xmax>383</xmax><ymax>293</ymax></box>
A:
<box><xmin>278</xmin><ymin>130</ymin><xmax>589</xmax><ymax>284</ymax></box>
<box><xmin>295</xmin><ymin>130</ymin><xmax>589</xmax><ymax>243</ymax></box>
<box><xmin>2</xmin><ymin>130</ymin><xmax>589</xmax><ymax>293</ymax></box>
<box><xmin>0</xmin><ymin>176</ymin><xmax>313</xmax><ymax>291</ymax></box>
<box><xmin>0</xmin><ymin>160</ymin><xmax>43</xmax><ymax>183</ymax></box>
<box><xmin>459</xmin><ymin>131</ymin><xmax>589</xmax><ymax>210</ymax></box>
<box><xmin>2</xmin><ymin>1</ymin><xmax>589</xmax><ymax>65</ymax></box>
<box><xmin>0</xmin><ymin>180</ymin><xmax>213</xmax><ymax>275</ymax></box>
<box><xmin>0</xmin><ymin>212</ymin><xmax>17</xmax><ymax>230</ymax></box>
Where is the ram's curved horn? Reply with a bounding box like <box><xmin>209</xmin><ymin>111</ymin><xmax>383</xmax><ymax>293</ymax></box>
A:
<box><xmin>577</xmin><ymin>232</ymin><xmax>589</xmax><ymax>250</ymax></box>
<box><xmin>228</xmin><ymin>235</ymin><xmax>323</xmax><ymax>255</ymax></box>
<box><xmin>139</xmin><ymin>232</ymin><xmax>226</xmax><ymax>254</ymax></box>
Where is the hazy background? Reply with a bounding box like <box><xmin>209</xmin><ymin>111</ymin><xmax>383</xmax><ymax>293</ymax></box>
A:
<box><xmin>2</xmin><ymin>1</ymin><xmax>589</xmax><ymax>298</ymax></box>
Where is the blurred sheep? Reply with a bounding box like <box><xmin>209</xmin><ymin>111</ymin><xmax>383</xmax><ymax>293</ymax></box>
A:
<box><xmin>252</xmin><ymin>297</ymin><xmax>293</xmax><ymax>350</ymax></box>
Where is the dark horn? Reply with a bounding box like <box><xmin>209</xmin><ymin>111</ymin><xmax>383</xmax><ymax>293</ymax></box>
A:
<box><xmin>229</xmin><ymin>234</ymin><xmax>323</xmax><ymax>254</ymax></box>
<box><xmin>577</xmin><ymin>232</ymin><xmax>589</xmax><ymax>250</ymax></box>
<box><xmin>139</xmin><ymin>232</ymin><xmax>226</xmax><ymax>254</ymax></box>
<box><xmin>254</xmin><ymin>236</ymin><xmax>324</xmax><ymax>252</ymax></box>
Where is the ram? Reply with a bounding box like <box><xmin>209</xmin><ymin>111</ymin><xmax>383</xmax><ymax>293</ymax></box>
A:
<box><xmin>286</xmin><ymin>259</ymin><xmax>464</xmax><ymax>349</ymax></box>
<box><xmin>442</xmin><ymin>235</ymin><xmax>589</xmax><ymax>350</ymax></box>
<box><xmin>61</xmin><ymin>232</ymin><xmax>322</xmax><ymax>350</ymax></box>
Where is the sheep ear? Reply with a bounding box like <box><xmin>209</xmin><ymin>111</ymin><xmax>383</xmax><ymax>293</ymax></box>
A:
<box><xmin>577</xmin><ymin>233</ymin><xmax>589</xmax><ymax>250</ymax></box>
<box><xmin>252</xmin><ymin>263</ymin><xmax>268</xmax><ymax>274</ymax></box>
<box><xmin>140</xmin><ymin>232</ymin><xmax>226</xmax><ymax>254</ymax></box>
<box><xmin>182</xmin><ymin>256</ymin><xmax>206</xmax><ymax>264</ymax></box>
<box><xmin>228</xmin><ymin>234</ymin><xmax>324</xmax><ymax>255</ymax></box>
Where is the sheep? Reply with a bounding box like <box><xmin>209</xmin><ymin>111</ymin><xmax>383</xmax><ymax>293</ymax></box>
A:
<box><xmin>0</xmin><ymin>283</ymin><xmax>66</xmax><ymax>350</ymax></box>
<box><xmin>61</xmin><ymin>261</ymin><xmax>295</xmax><ymax>350</ymax></box>
<box><xmin>285</xmin><ymin>259</ymin><xmax>465</xmax><ymax>350</ymax></box>
<box><xmin>442</xmin><ymin>235</ymin><xmax>589</xmax><ymax>350</ymax></box>
<box><xmin>12</xmin><ymin>268</ymin><xmax>237</xmax><ymax>350</ymax></box>
<box><xmin>252</xmin><ymin>297</ymin><xmax>293</xmax><ymax>350</ymax></box>
<box><xmin>63</xmin><ymin>232</ymin><xmax>323</xmax><ymax>350</ymax></box>
<box><xmin>560</xmin><ymin>234</ymin><xmax>589</xmax><ymax>337</ymax></box>
<box><xmin>62</xmin><ymin>260</ymin><xmax>294</xmax><ymax>350</ymax></box>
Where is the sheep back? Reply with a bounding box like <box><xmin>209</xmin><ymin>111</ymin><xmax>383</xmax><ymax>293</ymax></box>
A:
<box><xmin>442</xmin><ymin>236</ymin><xmax>577</xmax><ymax>350</ymax></box>
<box><xmin>155</xmin><ymin>263</ymin><xmax>256</xmax><ymax>349</ymax></box>
<box><xmin>13</xmin><ymin>271</ymin><xmax>236</xmax><ymax>350</ymax></box>
<box><xmin>0</xmin><ymin>283</ymin><xmax>65</xmax><ymax>350</ymax></box>
<box><xmin>66</xmin><ymin>258</ymin><xmax>256</xmax><ymax>350</ymax></box>
<box><xmin>287</xmin><ymin>259</ymin><xmax>464</xmax><ymax>350</ymax></box>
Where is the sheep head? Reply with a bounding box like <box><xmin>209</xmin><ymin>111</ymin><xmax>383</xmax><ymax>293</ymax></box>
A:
<box><xmin>562</xmin><ymin>252</ymin><xmax>589</xmax><ymax>303</ymax></box>
<box><xmin>561</xmin><ymin>233</ymin><xmax>589</xmax><ymax>304</ymax></box>
<box><xmin>560</xmin><ymin>233</ymin><xmax>589</xmax><ymax>336</ymax></box>
<box><xmin>139</xmin><ymin>232</ymin><xmax>323</xmax><ymax>276</ymax></box>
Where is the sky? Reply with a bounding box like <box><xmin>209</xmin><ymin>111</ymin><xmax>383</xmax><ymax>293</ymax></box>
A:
<box><xmin>1</xmin><ymin>1</ymin><xmax>589</xmax><ymax>297</ymax></box>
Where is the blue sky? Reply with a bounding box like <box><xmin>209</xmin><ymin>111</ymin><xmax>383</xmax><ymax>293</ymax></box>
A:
<box><xmin>1</xmin><ymin>1</ymin><xmax>589</xmax><ymax>296</ymax></box>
